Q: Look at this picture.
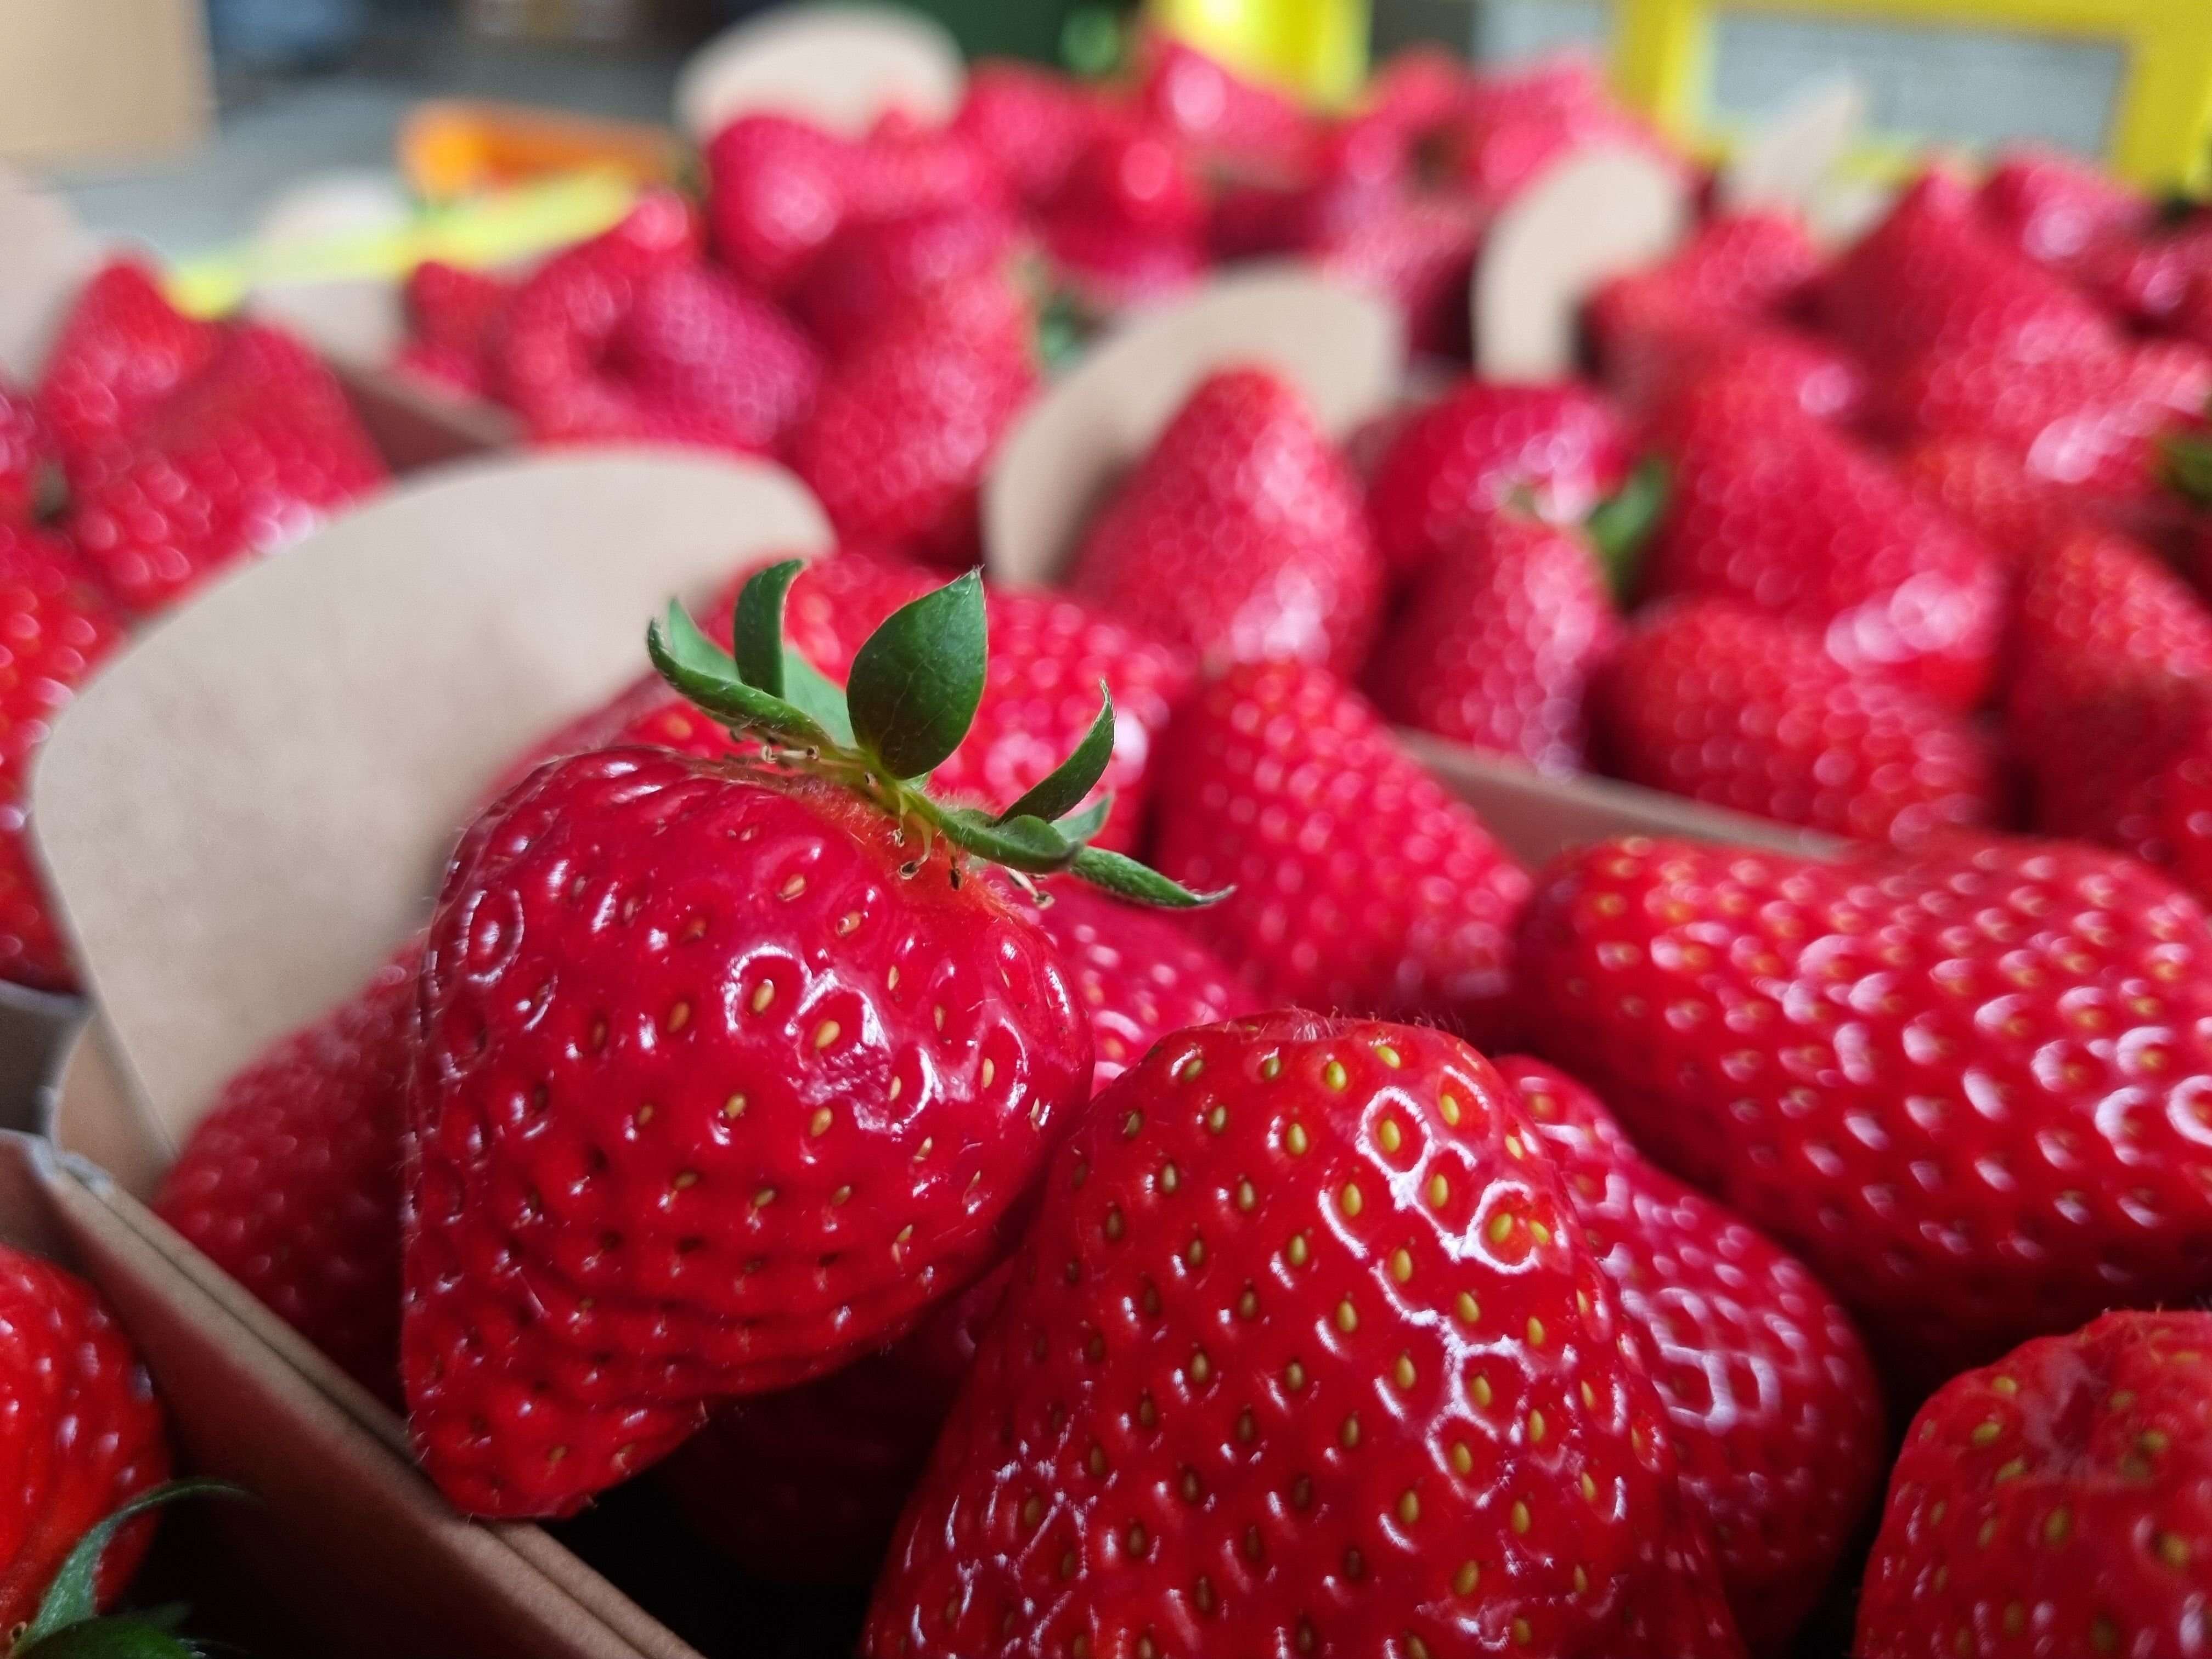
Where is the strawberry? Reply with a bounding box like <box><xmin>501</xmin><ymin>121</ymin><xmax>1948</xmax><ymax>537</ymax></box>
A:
<box><xmin>155</xmin><ymin>944</ymin><xmax>417</xmax><ymax>1404</ymax></box>
<box><xmin>1976</xmin><ymin>146</ymin><xmax>2146</xmax><ymax>275</ymax></box>
<box><xmin>1894</xmin><ymin>432</ymin><xmax>2077</xmax><ymax>562</ymax></box>
<box><xmin>790</xmin><ymin>204</ymin><xmax>1023</xmax><ymax>359</ymax></box>
<box><xmin>1361</xmin><ymin>46</ymin><xmax>1471</xmax><ymax>146</ymax></box>
<box><xmin>2085</xmin><ymin>216</ymin><xmax>2212</xmax><ymax>337</ymax></box>
<box><xmin>1449</xmin><ymin>54</ymin><xmax>1675</xmax><ymax>214</ymax></box>
<box><xmin>1515</xmin><ymin>832</ymin><xmax>2212</xmax><ymax>1392</ymax></box>
<box><xmin>1367</xmin><ymin>380</ymin><xmax>1633</xmax><ymax>580</ymax></box>
<box><xmin>951</xmin><ymin>61</ymin><xmax>1117</xmax><ymax>210</ymax></box>
<box><xmin>404</xmin><ymin>564</ymin><xmax>1213</xmax><ymax>1516</ymax></box>
<box><xmin>400</xmin><ymin>259</ymin><xmax>513</xmax><ymax>396</ymax></box>
<box><xmin>862</xmin><ymin>1017</ymin><xmax>1746</xmax><ymax>1659</ymax></box>
<box><xmin>602</xmin><ymin>261</ymin><xmax>821</xmax><ymax>453</ymax></box>
<box><xmin>656</xmin><ymin>1264</ymin><xmax>1011</xmax><ymax>1585</ymax></box>
<box><xmin>0</xmin><ymin>379</ymin><xmax>58</xmax><ymax>524</ymax></box>
<box><xmin>1313</xmin><ymin>194</ymin><xmax>1482</xmax><ymax>362</ymax></box>
<box><xmin>1640</xmin><ymin>383</ymin><xmax>2004</xmax><ymax>708</ymax></box>
<box><xmin>1497</xmin><ymin>1056</ymin><xmax>1884</xmax><ymax>1654</ymax></box>
<box><xmin>0</xmin><ymin>525</ymin><xmax>125</xmax><ymax>991</ymax></box>
<box><xmin>1066</xmin><ymin>368</ymin><xmax>1383</xmax><ymax>674</ymax></box>
<box><xmin>1368</xmin><ymin>509</ymin><xmax>1622</xmax><ymax>776</ymax></box>
<box><xmin>704</xmin><ymin>114</ymin><xmax>856</xmax><ymax>294</ymax></box>
<box><xmin>1136</xmin><ymin>34</ymin><xmax>1316</xmax><ymax>173</ymax></box>
<box><xmin>1209</xmin><ymin>114</ymin><xmax>1409</xmax><ymax>261</ymax></box>
<box><xmin>844</xmin><ymin>110</ymin><xmax>1008</xmax><ymax>227</ymax></box>
<box><xmin>1041</xmin><ymin>128</ymin><xmax>1209</xmax><ymax>314</ymax></box>
<box><xmin>65</xmin><ymin>323</ymin><xmax>387</xmax><ymax>617</ymax></box>
<box><xmin>34</xmin><ymin>259</ymin><xmax>219</xmax><ymax>483</ymax></box>
<box><xmin>0</xmin><ymin>1244</ymin><xmax>172</xmax><ymax>1628</ymax></box>
<box><xmin>1857</xmin><ymin>1309</ymin><xmax>2212</xmax><ymax>1659</ymax></box>
<box><xmin>789</xmin><ymin>301</ymin><xmax>1036</xmax><ymax>567</ymax></box>
<box><xmin>1153</xmin><ymin>659</ymin><xmax>1531</xmax><ymax>1042</ymax></box>
<box><xmin>1595</xmin><ymin>598</ymin><xmax>1997</xmax><ymax>847</ymax></box>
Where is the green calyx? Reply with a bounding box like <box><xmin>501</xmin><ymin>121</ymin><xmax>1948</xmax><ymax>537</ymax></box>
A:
<box><xmin>9</xmin><ymin>1479</ymin><xmax>250</xmax><ymax>1659</ymax></box>
<box><xmin>647</xmin><ymin>563</ymin><xmax>1224</xmax><ymax>909</ymax></box>
<box><xmin>1583</xmin><ymin>456</ymin><xmax>1670</xmax><ymax>602</ymax></box>
<box><xmin>2165</xmin><ymin>429</ymin><xmax>2212</xmax><ymax>507</ymax></box>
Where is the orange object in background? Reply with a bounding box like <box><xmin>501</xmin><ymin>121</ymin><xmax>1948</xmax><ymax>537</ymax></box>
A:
<box><xmin>399</xmin><ymin>100</ymin><xmax>687</xmax><ymax>204</ymax></box>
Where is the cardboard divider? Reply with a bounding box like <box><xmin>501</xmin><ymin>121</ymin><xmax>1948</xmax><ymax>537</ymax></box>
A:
<box><xmin>982</xmin><ymin>267</ymin><xmax>1406</xmax><ymax>587</ymax></box>
<box><xmin>672</xmin><ymin>1</ymin><xmax>965</xmax><ymax>143</ymax></box>
<box><xmin>1717</xmin><ymin>79</ymin><xmax>1867</xmax><ymax>218</ymax></box>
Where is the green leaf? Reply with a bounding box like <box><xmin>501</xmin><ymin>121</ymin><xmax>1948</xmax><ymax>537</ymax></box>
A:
<box><xmin>845</xmin><ymin>570</ymin><xmax>988</xmax><ymax>780</ymax></box>
<box><xmin>1584</xmin><ymin>457</ymin><xmax>1670</xmax><ymax>600</ymax></box>
<box><xmin>16</xmin><ymin>1480</ymin><xmax>246</xmax><ymax>1655</ymax></box>
<box><xmin>941</xmin><ymin>809</ymin><xmax>1077</xmax><ymax>874</ymax></box>
<box><xmin>1055</xmin><ymin>794</ymin><xmax>1113</xmax><ymax>846</ymax></box>
<box><xmin>2164</xmin><ymin>431</ymin><xmax>2212</xmax><ymax>507</ymax></box>
<box><xmin>1070</xmin><ymin>847</ymin><xmax>1226</xmax><ymax>909</ymax></box>
<box><xmin>731</xmin><ymin>560</ymin><xmax>808</xmax><ymax>696</ymax></box>
<box><xmin>648</xmin><ymin>605</ymin><xmax>827</xmax><ymax>748</ymax></box>
<box><xmin>14</xmin><ymin>1618</ymin><xmax>203</xmax><ymax>1659</ymax></box>
<box><xmin>780</xmin><ymin>647</ymin><xmax>854</xmax><ymax>748</ymax></box>
<box><xmin>1000</xmin><ymin>687</ymin><xmax>1114</xmax><ymax>826</ymax></box>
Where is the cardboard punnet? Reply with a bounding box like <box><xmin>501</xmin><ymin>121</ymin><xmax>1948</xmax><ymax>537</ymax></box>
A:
<box><xmin>673</xmin><ymin>2</ymin><xmax>965</xmax><ymax>143</ymax></box>
<box><xmin>0</xmin><ymin>0</ymin><xmax>211</xmax><ymax>167</ymax></box>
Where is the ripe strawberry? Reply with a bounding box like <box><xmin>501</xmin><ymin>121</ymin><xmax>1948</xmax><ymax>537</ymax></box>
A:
<box><xmin>1368</xmin><ymin>509</ymin><xmax>1622</xmax><ymax>776</ymax></box>
<box><xmin>1857</xmin><ymin>1309</ymin><xmax>2212</xmax><ymax>1659</ymax></box>
<box><xmin>65</xmin><ymin>323</ymin><xmax>387</xmax><ymax>616</ymax></box>
<box><xmin>862</xmin><ymin>1018</ymin><xmax>1746</xmax><ymax>1659</ymax></box>
<box><xmin>789</xmin><ymin>303</ymin><xmax>1035</xmax><ymax>567</ymax></box>
<box><xmin>1209</xmin><ymin>114</ymin><xmax>1409</xmax><ymax>261</ymax></box>
<box><xmin>951</xmin><ymin>61</ymin><xmax>1116</xmax><ymax>210</ymax></box>
<box><xmin>35</xmin><ymin>259</ymin><xmax>219</xmax><ymax>483</ymax></box>
<box><xmin>1497</xmin><ymin>1056</ymin><xmax>1884</xmax><ymax>1654</ymax></box>
<box><xmin>1595</xmin><ymin>599</ymin><xmax>1996</xmax><ymax>847</ymax></box>
<box><xmin>404</xmin><ymin>565</ymin><xmax>1211</xmax><ymax>1516</ymax></box>
<box><xmin>603</xmin><ymin>261</ymin><xmax>821</xmax><ymax>453</ymax></box>
<box><xmin>1361</xmin><ymin>45</ymin><xmax>1470</xmax><ymax>146</ymax></box>
<box><xmin>1153</xmin><ymin>659</ymin><xmax>1531</xmax><ymax>1042</ymax></box>
<box><xmin>704</xmin><ymin>114</ymin><xmax>856</xmax><ymax>294</ymax></box>
<box><xmin>1066</xmin><ymin>368</ymin><xmax>1383</xmax><ymax>674</ymax></box>
<box><xmin>1640</xmin><ymin>383</ymin><xmax>2004</xmax><ymax>708</ymax></box>
<box><xmin>657</xmin><ymin>1264</ymin><xmax>1011</xmax><ymax>1585</ymax></box>
<box><xmin>1136</xmin><ymin>34</ymin><xmax>1316</xmax><ymax>173</ymax></box>
<box><xmin>1041</xmin><ymin>128</ymin><xmax>1209</xmax><ymax>314</ymax></box>
<box><xmin>155</xmin><ymin>945</ymin><xmax>417</xmax><ymax>1404</ymax></box>
<box><xmin>0</xmin><ymin>526</ymin><xmax>125</xmax><ymax>991</ymax></box>
<box><xmin>1976</xmin><ymin>146</ymin><xmax>2145</xmax><ymax>275</ymax></box>
<box><xmin>845</xmin><ymin>110</ymin><xmax>1009</xmax><ymax>225</ymax></box>
<box><xmin>2085</xmin><ymin>216</ymin><xmax>2212</xmax><ymax>336</ymax></box>
<box><xmin>1515</xmin><ymin>832</ymin><xmax>2212</xmax><ymax>1391</ymax></box>
<box><xmin>1367</xmin><ymin>380</ymin><xmax>1633</xmax><ymax>580</ymax></box>
<box><xmin>1449</xmin><ymin>54</ymin><xmax>1675</xmax><ymax>214</ymax></box>
<box><xmin>400</xmin><ymin>259</ymin><xmax>512</xmax><ymax>395</ymax></box>
<box><xmin>0</xmin><ymin>379</ymin><xmax>58</xmax><ymax>525</ymax></box>
<box><xmin>0</xmin><ymin>1244</ymin><xmax>172</xmax><ymax>1628</ymax></box>
<box><xmin>791</xmin><ymin>205</ymin><xmax>1022</xmax><ymax>359</ymax></box>
<box><xmin>1313</xmin><ymin>194</ymin><xmax>1482</xmax><ymax>361</ymax></box>
<box><xmin>1894</xmin><ymin>432</ymin><xmax>2076</xmax><ymax>562</ymax></box>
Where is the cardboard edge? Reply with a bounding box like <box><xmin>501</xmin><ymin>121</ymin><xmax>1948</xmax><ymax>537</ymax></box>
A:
<box><xmin>674</xmin><ymin>2</ymin><xmax>965</xmax><ymax>141</ymax></box>
<box><xmin>982</xmin><ymin>266</ymin><xmax>1405</xmax><ymax>587</ymax></box>
<box><xmin>1716</xmin><ymin>78</ymin><xmax>1867</xmax><ymax>217</ymax></box>
<box><xmin>1472</xmin><ymin>142</ymin><xmax>1692</xmax><ymax>383</ymax></box>
<box><xmin>0</xmin><ymin>981</ymin><xmax>83</xmax><ymax>1136</ymax></box>
<box><xmin>0</xmin><ymin>164</ymin><xmax>104</xmax><ymax>382</ymax></box>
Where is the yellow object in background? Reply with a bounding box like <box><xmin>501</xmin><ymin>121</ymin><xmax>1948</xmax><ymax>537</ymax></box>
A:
<box><xmin>1611</xmin><ymin>0</ymin><xmax>2212</xmax><ymax>195</ymax></box>
<box><xmin>1146</xmin><ymin>0</ymin><xmax>1370</xmax><ymax>107</ymax></box>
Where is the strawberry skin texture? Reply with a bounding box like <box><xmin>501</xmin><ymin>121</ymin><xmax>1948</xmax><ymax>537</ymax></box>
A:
<box><xmin>1595</xmin><ymin>599</ymin><xmax>1995</xmax><ymax>847</ymax></box>
<box><xmin>35</xmin><ymin>260</ymin><xmax>219</xmax><ymax>483</ymax></box>
<box><xmin>952</xmin><ymin>61</ymin><xmax>1117</xmax><ymax>210</ymax></box>
<box><xmin>1976</xmin><ymin>146</ymin><xmax>2146</xmax><ymax>275</ymax></box>
<box><xmin>1066</xmin><ymin>368</ymin><xmax>1383</xmax><ymax>675</ymax></box>
<box><xmin>1496</xmin><ymin>1056</ymin><xmax>1884</xmax><ymax>1655</ymax></box>
<box><xmin>1516</xmin><ymin>833</ymin><xmax>2212</xmax><ymax>1392</ymax></box>
<box><xmin>1367</xmin><ymin>380</ymin><xmax>1632</xmax><ymax>581</ymax></box>
<box><xmin>403</xmin><ymin>749</ymin><xmax>1091</xmax><ymax>1517</ymax></box>
<box><xmin>1313</xmin><ymin>195</ymin><xmax>1482</xmax><ymax>363</ymax></box>
<box><xmin>792</xmin><ymin>205</ymin><xmax>1022</xmax><ymax>359</ymax></box>
<box><xmin>0</xmin><ymin>380</ymin><xmax>57</xmax><ymax>526</ymax></box>
<box><xmin>1641</xmin><ymin>385</ymin><xmax>2003</xmax><ymax>708</ymax></box>
<box><xmin>1136</xmin><ymin>35</ymin><xmax>1316</xmax><ymax>173</ymax></box>
<box><xmin>1857</xmin><ymin>1310</ymin><xmax>2212</xmax><ymax>1659</ymax></box>
<box><xmin>1894</xmin><ymin>433</ymin><xmax>2076</xmax><ymax>563</ymax></box>
<box><xmin>1153</xmin><ymin>661</ymin><xmax>1531</xmax><ymax>1044</ymax></box>
<box><xmin>156</xmin><ymin>944</ymin><xmax>417</xmax><ymax>1405</ymax></box>
<box><xmin>602</xmin><ymin>261</ymin><xmax>821</xmax><ymax>454</ymax></box>
<box><xmin>656</xmin><ymin>1263</ymin><xmax>1011</xmax><ymax>1585</ymax></box>
<box><xmin>401</xmin><ymin>259</ymin><xmax>512</xmax><ymax>387</ymax></box>
<box><xmin>0</xmin><ymin>1245</ymin><xmax>171</xmax><ymax>1627</ymax></box>
<box><xmin>863</xmin><ymin>1017</ymin><xmax>1745</xmax><ymax>1659</ymax></box>
<box><xmin>1370</xmin><ymin>511</ymin><xmax>1621</xmax><ymax>777</ymax></box>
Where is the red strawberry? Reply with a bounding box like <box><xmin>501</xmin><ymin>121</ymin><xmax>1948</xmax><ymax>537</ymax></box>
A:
<box><xmin>0</xmin><ymin>380</ymin><xmax>58</xmax><ymax>524</ymax></box>
<box><xmin>1976</xmin><ymin>146</ymin><xmax>2146</xmax><ymax>274</ymax></box>
<box><xmin>1640</xmin><ymin>383</ymin><xmax>2004</xmax><ymax>708</ymax></box>
<box><xmin>1041</xmin><ymin>128</ymin><xmax>1209</xmax><ymax>313</ymax></box>
<box><xmin>1857</xmin><ymin>1309</ymin><xmax>2212</xmax><ymax>1659</ymax></box>
<box><xmin>65</xmin><ymin>323</ymin><xmax>387</xmax><ymax>616</ymax></box>
<box><xmin>0</xmin><ymin>1244</ymin><xmax>172</xmax><ymax>1628</ymax></box>
<box><xmin>391</xmin><ymin>339</ymin><xmax>489</xmax><ymax>400</ymax></box>
<box><xmin>1368</xmin><ymin>509</ymin><xmax>1622</xmax><ymax>776</ymax></box>
<box><xmin>1449</xmin><ymin>54</ymin><xmax>1676</xmax><ymax>213</ymax></box>
<box><xmin>1595</xmin><ymin>598</ymin><xmax>1996</xmax><ymax>847</ymax></box>
<box><xmin>789</xmin><ymin>303</ymin><xmax>1035</xmax><ymax>567</ymax></box>
<box><xmin>1894</xmin><ymin>432</ymin><xmax>2077</xmax><ymax>562</ymax></box>
<box><xmin>1153</xmin><ymin>659</ymin><xmax>1531</xmax><ymax>1041</ymax></box>
<box><xmin>2085</xmin><ymin>216</ymin><xmax>2212</xmax><ymax>335</ymax></box>
<box><xmin>656</xmin><ymin>1264</ymin><xmax>1011</xmax><ymax>1584</ymax></box>
<box><xmin>791</xmin><ymin>205</ymin><xmax>1022</xmax><ymax>359</ymax></box>
<box><xmin>951</xmin><ymin>61</ymin><xmax>1117</xmax><ymax>210</ymax></box>
<box><xmin>35</xmin><ymin>259</ymin><xmax>219</xmax><ymax>482</ymax></box>
<box><xmin>862</xmin><ymin>1017</ymin><xmax>1746</xmax><ymax>1659</ymax></box>
<box><xmin>844</xmin><ymin>110</ymin><xmax>1009</xmax><ymax>226</ymax></box>
<box><xmin>0</xmin><ymin>526</ymin><xmax>125</xmax><ymax>991</ymax></box>
<box><xmin>704</xmin><ymin>114</ymin><xmax>856</xmax><ymax>294</ymax></box>
<box><xmin>1066</xmin><ymin>367</ymin><xmax>1383</xmax><ymax>674</ymax></box>
<box><xmin>1362</xmin><ymin>45</ymin><xmax>1471</xmax><ymax>145</ymax></box>
<box><xmin>603</xmin><ymin>261</ymin><xmax>821</xmax><ymax>453</ymax></box>
<box><xmin>155</xmin><ymin>944</ymin><xmax>417</xmax><ymax>1403</ymax></box>
<box><xmin>1367</xmin><ymin>380</ymin><xmax>1633</xmax><ymax>580</ymax></box>
<box><xmin>1314</xmin><ymin>194</ymin><xmax>1482</xmax><ymax>362</ymax></box>
<box><xmin>401</xmin><ymin>259</ymin><xmax>512</xmax><ymax>383</ymax></box>
<box><xmin>1136</xmin><ymin>34</ymin><xmax>1316</xmax><ymax>173</ymax></box>
<box><xmin>1515</xmin><ymin>832</ymin><xmax>2212</xmax><ymax>1391</ymax></box>
<box><xmin>1497</xmin><ymin>1056</ymin><xmax>1884</xmax><ymax>1654</ymax></box>
<box><xmin>403</xmin><ymin>566</ymin><xmax>1207</xmax><ymax>1517</ymax></box>
<box><xmin>1209</xmin><ymin>114</ymin><xmax>1409</xmax><ymax>261</ymax></box>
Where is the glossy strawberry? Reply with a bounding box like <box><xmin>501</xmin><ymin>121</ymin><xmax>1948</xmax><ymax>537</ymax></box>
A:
<box><xmin>156</xmin><ymin>945</ymin><xmax>417</xmax><ymax>1403</ymax></box>
<box><xmin>1449</xmin><ymin>54</ymin><xmax>1675</xmax><ymax>213</ymax></box>
<box><xmin>1640</xmin><ymin>383</ymin><xmax>2003</xmax><ymax>708</ymax></box>
<box><xmin>1858</xmin><ymin>1310</ymin><xmax>2212</xmax><ymax>1659</ymax></box>
<box><xmin>0</xmin><ymin>1244</ymin><xmax>172</xmax><ymax>1628</ymax></box>
<box><xmin>404</xmin><ymin>567</ymin><xmax>1208</xmax><ymax>1516</ymax></box>
<box><xmin>64</xmin><ymin>323</ymin><xmax>387</xmax><ymax>617</ymax></box>
<box><xmin>1369</xmin><ymin>510</ymin><xmax>1621</xmax><ymax>776</ymax></box>
<box><xmin>1497</xmin><ymin>1056</ymin><xmax>1884</xmax><ymax>1654</ymax></box>
<box><xmin>1154</xmin><ymin>660</ymin><xmax>1530</xmax><ymax>1042</ymax></box>
<box><xmin>399</xmin><ymin>259</ymin><xmax>512</xmax><ymax>396</ymax></box>
<box><xmin>951</xmin><ymin>61</ymin><xmax>1116</xmax><ymax>210</ymax></box>
<box><xmin>863</xmin><ymin>1017</ymin><xmax>1746</xmax><ymax>1659</ymax></box>
<box><xmin>1041</xmin><ymin>128</ymin><xmax>1209</xmax><ymax>314</ymax></box>
<box><xmin>791</xmin><ymin>205</ymin><xmax>1022</xmax><ymax>359</ymax></box>
<box><xmin>1367</xmin><ymin>380</ymin><xmax>1633</xmax><ymax>580</ymax></box>
<box><xmin>1066</xmin><ymin>368</ymin><xmax>1382</xmax><ymax>674</ymax></box>
<box><xmin>1595</xmin><ymin>599</ymin><xmax>1996</xmax><ymax>847</ymax></box>
<box><xmin>1136</xmin><ymin>34</ymin><xmax>1315</xmax><ymax>172</ymax></box>
<box><xmin>1976</xmin><ymin>146</ymin><xmax>2145</xmax><ymax>275</ymax></box>
<box><xmin>604</xmin><ymin>261</ymin><xmax>821</xmax><ymax>453</ymax></box>
<box><xmin>0</xmin><ymin>379</ymin><xmax>58</xmax><ymax>524</ymax></box>
<box><xmin>1894</xmin><ymin>432</ymin><xmax>2075</xmax><ymax>563</ymax></box>
<box><xmin>35</xmin><ymin>260</ymin><xmax>219</xmax><ymax>482</ymax></box>
<box><xmin>704</xmin><ymin>114</ymin><xmax>856</xmax><ymax>293</ymax></box>
<box><xmin>1314</xmin><ymin>195</ymin><xmax>1482</xmax><ymax>361</ymax></box>
<box><xmin>1516</xmin><ymin>833</ymin><xmax>2212</xmax><ymax>1391</ymax></box>
<box><xmin>657</xmin><ymin>1264</ymin><xmax>1011</xmax><ymax>1585</ymax></box>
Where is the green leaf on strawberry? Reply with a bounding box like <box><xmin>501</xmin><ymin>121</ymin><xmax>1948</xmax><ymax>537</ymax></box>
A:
<box><xmin>10</xmin><ymin>1479</ymin><xmax>249</xmax><ymax>1659</ymax></box>
<box><xmin>846</xmin><ymin>569</ymin><xmax>988</xmax><ymax>779</ymax></box>
<box><xmin>997</xmin><ymin>686</ymin><xmax>1111</xmax><ymax>825</ymax></box>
